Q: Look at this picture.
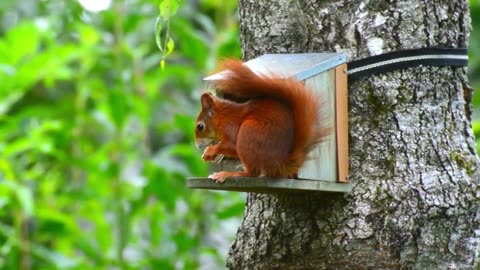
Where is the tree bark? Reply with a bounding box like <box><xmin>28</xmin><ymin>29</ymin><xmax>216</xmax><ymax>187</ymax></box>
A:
<box><xmin>227</xmin><ymin>0</ymin><xmax>480</xmax><ymax>269</ymax></box>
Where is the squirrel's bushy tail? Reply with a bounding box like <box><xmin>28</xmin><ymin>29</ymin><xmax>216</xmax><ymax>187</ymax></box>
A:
<box><xmin>214</xmin><ymin>59</ymin><xmax>329</xmax><ymax>176</ymax></box>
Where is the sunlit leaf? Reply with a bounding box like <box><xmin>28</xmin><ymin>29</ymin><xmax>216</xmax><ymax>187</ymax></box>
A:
<box><xmin>5</xmin><ymin>22</ymin><xmax>41</xmax><ymax>64</ymax></box>
<box><xmin>159</xmin><ymin>0</ymin><xmax>180</xmax><ymax>18</ymax></box>
<box><xmin>166</xmin><ymin>37</ymin><xmax>175</xmax><ymax>56</ymax></box>
<box><xmin>473</xmin><ymin>121</ymin><xmax>480</xmax><ymax>136</ymax></box>
<box><xmin>77</xmin><ymin>24</ymin><xmax>100</xmax><ymax>46</ymax></box>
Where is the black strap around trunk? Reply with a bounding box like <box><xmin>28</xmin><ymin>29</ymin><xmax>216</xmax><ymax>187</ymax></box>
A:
<box><xmin>346</xmin><ymin>48</ymin><xmax>468</xmax><ymax>82</ymax></box>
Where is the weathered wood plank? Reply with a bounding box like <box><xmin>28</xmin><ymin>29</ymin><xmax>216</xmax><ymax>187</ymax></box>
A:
<box><xmin>187</xmin><ymin>177</ymin><xmax>352</xmax><ymax>193</ymax></box>
<box><xmin>299</xmin><ymin>69</ymin><xmax>337</xmax><ymax>181</ymax></box>
<box><xmin>335</xmin><ymin>64</ymin><xmax>349</xmax><ymax>183</ymax></box>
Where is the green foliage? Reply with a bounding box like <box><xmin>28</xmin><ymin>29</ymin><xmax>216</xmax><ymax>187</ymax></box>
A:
<box><xmin>0</xmin><ymin>0</ymin><xmax>242</xmax><ymax>269</ymax></box>
<box><xmin>155</xmin><ymin>0</ymin><xmax>179</xmax><ymax>69</ymax></box>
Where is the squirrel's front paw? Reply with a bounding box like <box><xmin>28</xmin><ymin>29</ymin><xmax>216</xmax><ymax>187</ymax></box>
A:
<box><xmin>201</xmin><ymin>146</ymin><xmax>216</xmax><ymax>161</ymax></box>
<box><xmin>209</xmin><ymin>172</ymin><xmax>228</xmax><ymax>183</ymax></box>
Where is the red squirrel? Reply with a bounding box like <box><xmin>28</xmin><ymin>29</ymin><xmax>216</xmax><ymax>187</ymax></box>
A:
<box><xmin>194</xmin><ymin>59</ymin><xmax>328</xmax><ymax>183</ymax></box>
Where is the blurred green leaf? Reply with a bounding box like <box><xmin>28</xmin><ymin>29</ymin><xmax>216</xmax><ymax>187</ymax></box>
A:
<box><xmin>78</xmin><ymin>24</ymin><xmax>100</xmax><ymax>46</ymax></box>
<box><xmin>171</xmin><ymin>17</ymin><xmax>209</xmax><ymax>67</ymax></box>
<box><xmin>216</xmin><ymin>201</ymin><xmax>245</xmax><ymax>219</ymax></box>
<box><xmin>33</xmin><ymin>245</ymin><xmax>78</xmax><ymax>269</ymax></box>
<box><xmin>0</xmin><ymin>93</ymin><xmax>23</xmax><ymax>115</ymax></box>
<box><xmin>172</xmin><ymin>229</ymin><xmax>198</xmax><ymax>254</ymax></box>
<box><xmin>143</xmin><ymin>162</ymin><xmax>178</xmax><ymax>211</ymax></box>
<box><xmin>106</xmin><ymin>89</ymin><xmax>130</xmax><ymax>129</ymax></box>
<box><xmin>3</xmin><ymin>181</ymin><xmax>34</xmax><ymax>216</ymax></box>
<box><xmin>174</xmin><ymin>113</ymin><xmax>195</xmax><ymax>140</ymax></box>
<box><xmin>473</xmin><ymin>121</ymin><xmax>480</xmax><ymax>135</ymax></box>
<box><xmin>159</xmin><ymin>0</ymin><xmax>180</xmax><ymax>18</ymax></box>
<box><xmin>166</xmin><ymin>37</ymin><xmax>175</xmax><ymax>56</ymax></box>
<box><xmin>36</xmin><ymin>208</ymin><xmax>77</xmax><ymax>236</ymax></box>
<box><xmin>5</xmin><ymin>22</ymin><xmax>41</xmax><ymax>64</ymax></box>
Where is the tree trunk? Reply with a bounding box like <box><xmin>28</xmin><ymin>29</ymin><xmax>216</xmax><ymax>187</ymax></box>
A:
<box><xmin>227</xmin><ymin>0</ymin><xmax>480</xmax><ymax>269</ymax></box>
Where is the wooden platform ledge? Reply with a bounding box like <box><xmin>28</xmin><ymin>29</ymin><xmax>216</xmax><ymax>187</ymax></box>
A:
<box><xmin>187</xmin><ymin>177</ymin><xmax>352</xmax><ymax>194</ymax></box>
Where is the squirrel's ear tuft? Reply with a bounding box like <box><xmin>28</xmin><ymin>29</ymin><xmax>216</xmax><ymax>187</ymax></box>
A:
<box><xmin>201</xmin><ymin>92</ymin><xmax>215</xmax><ymax>110</ymax></box>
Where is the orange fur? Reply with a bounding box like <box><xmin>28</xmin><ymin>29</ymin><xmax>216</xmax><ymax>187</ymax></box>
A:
<box><xmin>195</xmin><ymin>59</ymin><xmax>329</xmax><ymax>182</ymax></box>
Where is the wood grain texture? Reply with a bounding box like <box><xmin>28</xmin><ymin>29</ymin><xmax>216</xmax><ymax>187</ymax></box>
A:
<box><xmin>187</xmin><ymin>177</ymin><xmax>353</xmax><ymax>193</ymax></box>
<box><xmin>335</xmin><ymin>64</ymin><xmax>349</xmax><ymax>183</ymax></box>
<box><xmin>299</xmin><ymin>70</ymin><xmax>337</xmax><ymax>182</ymax></box>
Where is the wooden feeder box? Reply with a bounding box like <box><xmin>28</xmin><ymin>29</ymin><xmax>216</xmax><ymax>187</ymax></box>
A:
<box><xmin>188</xmin><ymin>53</ymin><xmax>351</xmax><ymax>193</ymax></box>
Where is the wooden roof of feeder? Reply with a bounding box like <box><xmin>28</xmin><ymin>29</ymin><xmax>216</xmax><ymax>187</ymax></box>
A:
<box><xmin>204</xmin><ymin>53</ymin><xmax>348</xmax><ymax>81</ymax></box>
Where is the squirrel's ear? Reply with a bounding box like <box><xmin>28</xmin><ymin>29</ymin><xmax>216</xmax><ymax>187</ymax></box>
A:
<box><xmin>201</xmin><ymin>92</ymin><xmax>215</xmax><ymax>111</ymax></box>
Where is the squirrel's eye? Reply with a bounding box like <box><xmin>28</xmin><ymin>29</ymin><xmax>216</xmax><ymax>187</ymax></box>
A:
<box><xmin>196</xmin><ymin>123</ymin><xmax>204</xmax><ymax>132</ymax></box>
